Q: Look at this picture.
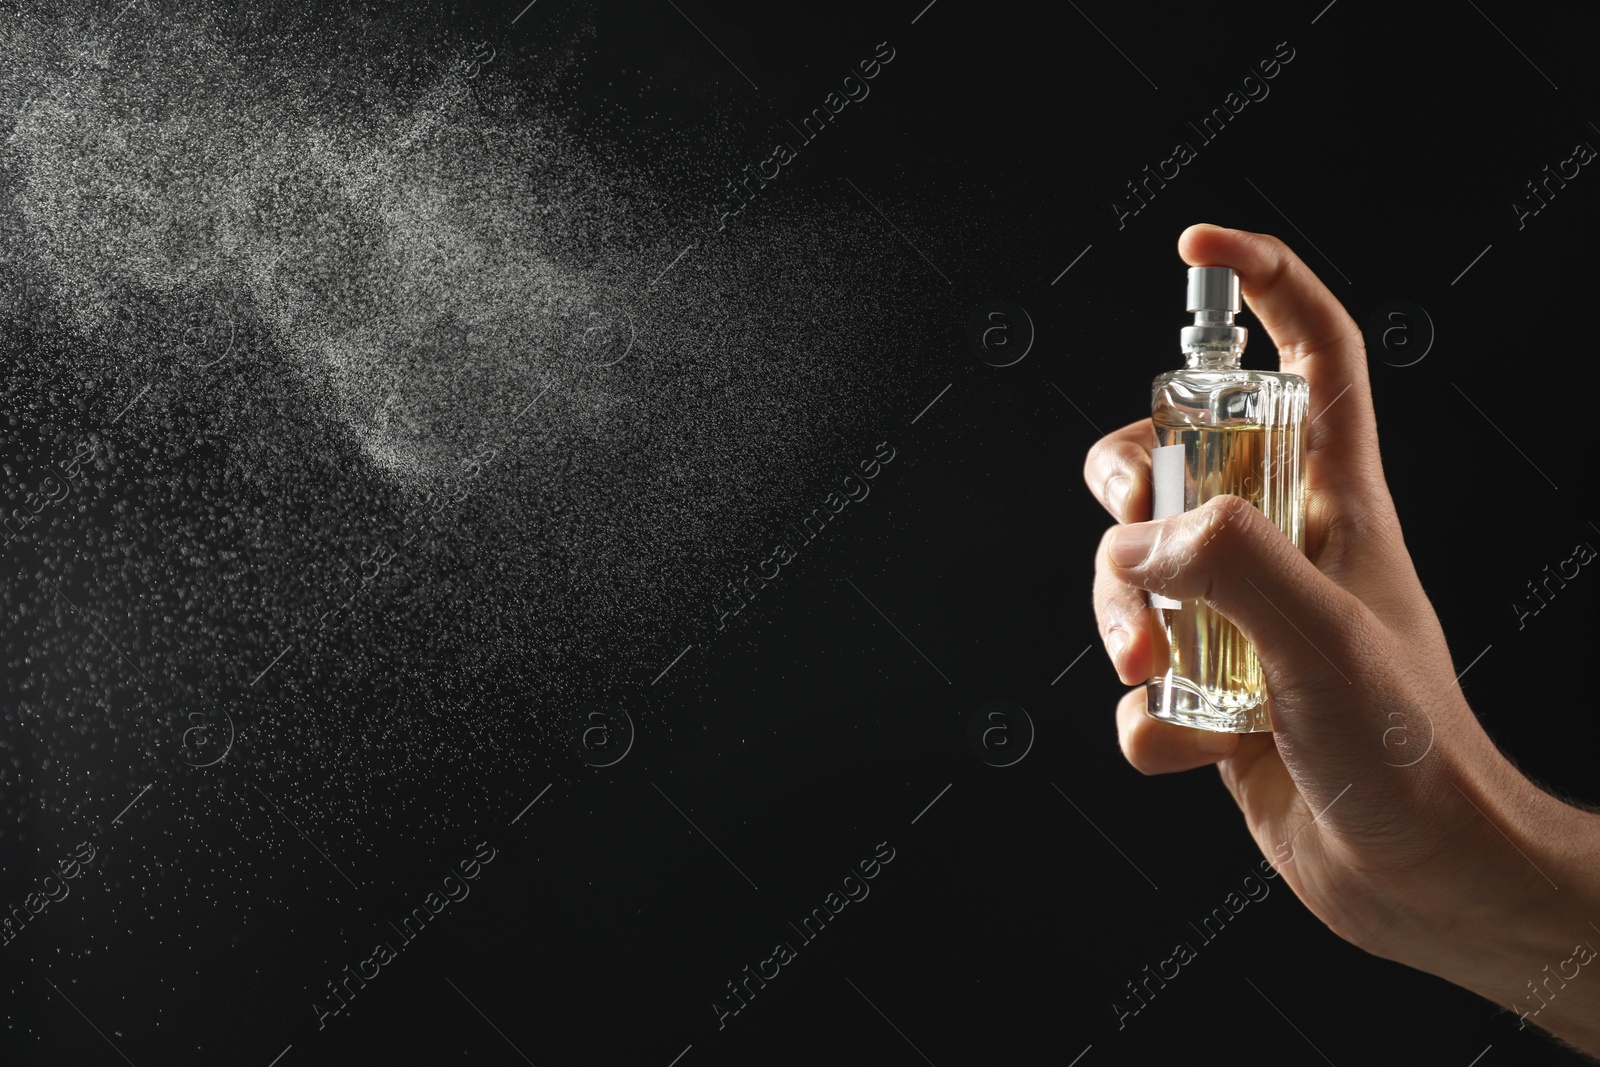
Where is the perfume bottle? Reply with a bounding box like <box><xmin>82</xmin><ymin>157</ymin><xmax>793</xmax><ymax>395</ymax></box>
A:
<box><xmin>1146</xmin><ymin>266</ymin><xmax>1308</xmax><ymax>733</ymax></box>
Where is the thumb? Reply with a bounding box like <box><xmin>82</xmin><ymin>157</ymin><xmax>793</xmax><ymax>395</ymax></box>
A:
<box><xmin>1106</xmin><ymin>494</ymin><xmax>1377</xmax><ymax>705</ymax></box>
<box><xmin>1106</xmin><ymin>495</ymin><xmax>1465</xmax><ymax>916</ymax></box>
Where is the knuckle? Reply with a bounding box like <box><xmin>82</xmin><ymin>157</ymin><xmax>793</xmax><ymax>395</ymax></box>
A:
<box><xmin>1186</xmin><ymin>495</ymin><xmax>1250</xmax><ymax>558</ymax></box>
<box><xmin>1082</xmin><ymin>439</ymin><xmax>1112</xmax><ymax>485</ymax></box>
<box><xmin>1251</xmin><ymin>229</ymin><xmax>1290</xmax><ymax>261</ymax></box>
<box><xmin>1084</xmin><ymin>439</ymin><xmax>1138</xmax><ymax>487</ymax></box>
<box><xmin>1243</xmin><ymin>229</ymin><xmax>1293</xmax><ymax>277</ymax></box>
<box><xmin>1101</xmin><ymin>595</ymin><xmax>1141</xmax><ymax>640</ymax></box>
<box><xmin>1156</xmin><ymin>496</ymin><xmax>1275</xmax><ymax>594</ymax></box>
<box><xmin>1321</xmin><ymin>498</ymin><xmax>1392</xmax><ymax>553</ymax></box>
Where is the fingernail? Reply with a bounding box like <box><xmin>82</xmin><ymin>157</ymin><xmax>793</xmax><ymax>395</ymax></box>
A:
<box><xmin>1107</xmin><ymin>629</ymin><xmax>1128</xmax><ymax>668</ymax></box>
<box><xmin>1108</xmin><ymin>523</ymin><xmax>1158</xmax><ymax>567</ymax></box>
<box><xmin>1195</xmin><ymin>730</ymin><xmax>1239</xmax><ymax>754</ymax></box>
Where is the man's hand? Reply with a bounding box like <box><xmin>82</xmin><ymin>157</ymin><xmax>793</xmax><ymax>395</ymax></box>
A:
<box><xmin>1083</xmin><ymin>223</ymin><xmax>1600</xmax><ymax>1056</ymax></box>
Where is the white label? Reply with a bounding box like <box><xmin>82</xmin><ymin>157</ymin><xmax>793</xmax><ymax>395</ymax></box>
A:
<box><xmin>1149</xmin><ymin>444</ymin><xmax>1184</xmax><ymax>610</ymax></box>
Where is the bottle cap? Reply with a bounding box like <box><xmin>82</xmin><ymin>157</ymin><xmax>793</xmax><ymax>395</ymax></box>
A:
<box><xmin>1181</xmin><ymin>265</ymin><xmax>1246</xmax><ymax>353</ymax></box>
<box><xmin>1186</xmin><ymin>266</ymin><xmax>1239</xmax><ymax>314</ymax></box>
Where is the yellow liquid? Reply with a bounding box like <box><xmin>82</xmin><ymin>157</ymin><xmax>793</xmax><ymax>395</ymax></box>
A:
<box><xmin>1148</xmin><ymin>420</ymin><xmax>1304</xmax><ymax>732</ymax></box>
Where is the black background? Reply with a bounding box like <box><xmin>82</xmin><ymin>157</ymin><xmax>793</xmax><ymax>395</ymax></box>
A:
<box><xmin>4</xmin><ymin>1</ymin><xmax>1599</xmax><ymax>1064</ymax></box>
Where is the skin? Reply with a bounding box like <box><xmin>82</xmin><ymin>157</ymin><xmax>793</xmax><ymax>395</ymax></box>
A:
<box><xmin>1084</xmin><ymin>224</ymin><xmax>1600</xmax><ymax>1057</ymax></box>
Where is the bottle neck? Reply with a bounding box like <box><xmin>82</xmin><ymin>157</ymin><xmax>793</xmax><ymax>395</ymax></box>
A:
<box><xmin>1183</xmin><ymin>345</ymin><xmax>1243</xmax><ymax>369</ymax></box>
<box><xmin>1179</xmin><ymin>321</ymin><xmax>1247</xmax><ymax>364</ymax></box>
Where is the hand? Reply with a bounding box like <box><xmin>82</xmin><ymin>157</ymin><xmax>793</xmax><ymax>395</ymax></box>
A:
<box><xmin>1084</xmin><ymin>223</ymin><xmax>1600</xmax><ymax>1054</ymax></box>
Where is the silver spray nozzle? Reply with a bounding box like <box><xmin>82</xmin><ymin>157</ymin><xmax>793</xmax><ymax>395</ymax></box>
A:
<box><xmin>1186</xmin><ymin>266</ymin><xmax>1239</xmax><ymax>318</ymax></box>
<box><xmin>1181</xmin><ymin>266</ymin><xmax>1246</xmax><ymax>351</ymax></box>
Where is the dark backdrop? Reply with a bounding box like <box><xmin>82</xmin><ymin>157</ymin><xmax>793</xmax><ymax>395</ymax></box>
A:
<box><xmin>3</xmin><ymin>1</ymin><xmax>1597</xmax><ymax>1065</ymax></box>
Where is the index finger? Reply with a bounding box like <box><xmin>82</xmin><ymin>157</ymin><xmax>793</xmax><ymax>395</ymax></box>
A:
<box><xmin>1177</xmin><ymin>224</ymin><xmax>1385</xmax><ymax>503</ymax></box>
<box><xmin>1083</xmin><ymin>417</ymin><xmax>1154</xmax><ymax>523</ymax></box>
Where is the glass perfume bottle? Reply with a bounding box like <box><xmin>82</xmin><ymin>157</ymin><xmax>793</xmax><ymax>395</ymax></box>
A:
<box><xmin>1146</xmin><ymin>266</ymin><xmax>1307</xmax><ymax>733</ymax></box>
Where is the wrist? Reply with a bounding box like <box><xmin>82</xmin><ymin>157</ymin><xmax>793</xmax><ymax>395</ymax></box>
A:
<box><xmin>1391</xmin><ymin>754</ymin><xmax>1600</xmax><ymax>1052</ymax></box>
